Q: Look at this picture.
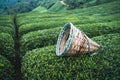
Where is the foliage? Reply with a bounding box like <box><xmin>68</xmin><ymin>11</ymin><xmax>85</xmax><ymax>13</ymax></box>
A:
<box><xmin>19</xmin><ymin>21</ymin><xmax>66</xmax><ymax>36</ymax></box>
<box><xmin>48</xmin><ymin>1</ymin><xmax>67</xmax><ymax>12</ymax></box>
<box><xmin>37</xmin><ymin>0</ymin><xmax>58</xmax><ymax>9</ymax></box>
<box><xmin>76</xmin><ymin>21</ymin><xmax>120</xmax><ymax>37</ymax></box>
<box><xmin>0</xmin><ymin>0</ymin><xmax>119</xmax><ymax>14</ymax></box>
<box><xmin>0</xmin><ymin>33</ymin><xmax>14</xmax><ymax>63</ymax></box>
<box><xmin>18</xmin><ymin>13</ymin><xmax>120</xmax><ymax>36</ymax></box>
<box><xmin>0</xmin><ymin>0</ymin><xmax>119</xmax><ymax>79</ymax></box>
<box><xmin>20</xmin><ymin>20</ymin><xmax>120</xmax><ymax>55</ymax></box>
<box><xmin>0</xmin><ymin>15</ymin><xmax>13</xmax><ymax>27</ymax></box>
<box><xmin>22</xmin><ymin>33</ymin><xmax>120</xmax><ymax>80</ymax></box>
<box><xmin>0</xmin><ymin>15</ymin><xmax>15</xmax><ymax>37</ymax></box>
<box><xmin>0</xmin><ymin>0</ymin><xmax>58</xmax><ymax>14</ymax></box>
<box><xmin>66</xmin><ymin>1</ymin><xmax>120</xmax><ymax>15</ymax></box>
<box><xmin>88</xmin><ymin>0</ymin><xmax>119</xmax><ymax>6</ymax></box>
<box><xmin>0</xmin><ymin>55</ymin><xmax>14</xmax><ymax>80</ymax></box>
<box><xmin>17</xmin><ymin>1</ymin><xmax>120</xmax><ymax>37</ymax></box>
<box><xmin>63</xmin><ymin>0</ymin><xmax>119</xmax><ymax>9</ymax></box>
<box><xmin>20</xmin><ymin>27</ymin><xmax>61</xmax><ymax>54</ymax></box>
<box><xmin>0</xmin><ymin>26</ymin><xmax>15</xmax><ymax>37</ymax></box>
<box><xmin>32</xmin><ymin>6</ymin><xmax>47</xmax><ymax>13</ymax></box>
<box><xmin>63</xmin><ymin>0</ymin><xmax>87</xmax><ymax>9</ymax></box>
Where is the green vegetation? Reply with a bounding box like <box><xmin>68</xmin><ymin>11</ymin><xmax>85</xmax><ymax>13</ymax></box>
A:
<box><xmin>0</xmin><ymin>55</ymin><xmax>14</xmax><ymax>80</ymax></box>
<box><xmin>48</xmin><ymin>1</ymin><xmax>67</xmax><ymax>12</ymax></box>
<box><xmin>17</xmin><ymin>1</ymin><xmax>120</xmax><ymax>37</ymax></box>
<box><xmin>19</xmin><ymin>21</ymin><xmax>65</xmax><ymax>36</ymax></box>
<box><xmin>66</xmin><ymin>1</ymin><xmax>120</xmax><ymax>15</ymax></box>
<box><xmin>0</xmin><ymin>14</ymin><xmax>14</xmax><ymax>79</ymax></box>
<box><xmin>0</xmin><ymin>15</ymin><xmax>15</xmax><ymax>63</ymax></box>
<box><xmin>20</xmin><ymin>27</ymin><xmax>61</xmax><ymax>54</ymax></box>
<box><xmin>0</xmin><ymin>0</ymin><xmax>120</xmax><ymax>79</ymax></box>
<box><xmin>0</xmin><ymin>15</ymin><xmax>15</xmax><ymax>37</ymax></box>
<box><xmin>20</xmin><ymin>1</ymin><xmax>120</xmax><ymax>79</ymax></box>
<box><xmin>0</xmin><ymin>0</ymin><xmax>58</xmax><ymax>14</ymax></box>
<box><xmin>0</xmin><ymin>33</ymin><xmax>14</xmax><ymax>63</ymax></box>
<box><xmin>32</xmin><ymin>6</ymin><xmax>47</xmax><ymax>13</ymax></box>
<box><xmin>0</xmin><ymin>26</ymin><xmax>15</xmax><ymax>37</ymax></box>
<box><xmin>20</xmin><ymin>20</ymin><xmax>120</xmax><ymax>54</ymax></box>
<box><xmin>63</xmin><ymin>0</ymin><xmax>118</xmax><ymax>9</ymax></box>
<box><xmin>22</xmin><ymin>33</ymin><xmax>120</xmax><ymax>80</ymax></box>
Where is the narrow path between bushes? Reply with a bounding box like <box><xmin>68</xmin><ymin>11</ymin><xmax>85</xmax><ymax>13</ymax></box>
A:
<box><xmin>13</xmin><ymin>14</ymin><xmax>22</xmax><ymax>80</ymax></box>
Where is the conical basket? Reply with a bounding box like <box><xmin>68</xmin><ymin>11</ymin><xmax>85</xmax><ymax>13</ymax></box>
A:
<box><xmin>56</xmin><ymin>22</ymin><xmax>100</xmax><ymax>56</ymax></box>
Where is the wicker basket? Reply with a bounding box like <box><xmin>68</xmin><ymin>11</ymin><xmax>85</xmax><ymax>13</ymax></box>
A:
<box><xmin>56</xmin><ymin>22</ymin><xmax>100</xmax><ymax>56</ymax></box>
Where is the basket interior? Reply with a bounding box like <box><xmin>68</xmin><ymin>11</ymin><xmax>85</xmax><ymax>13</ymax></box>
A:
<box><xmin>60</xmin><ymin>27</ymin><xmax>70</xmax><ymax>53</ymax></box>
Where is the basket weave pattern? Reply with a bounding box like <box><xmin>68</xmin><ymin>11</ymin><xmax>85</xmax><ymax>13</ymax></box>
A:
<box><xmin>56</xmin><ymin>22</ymin><xmax>100</xmax><ymax>56</ymax></box>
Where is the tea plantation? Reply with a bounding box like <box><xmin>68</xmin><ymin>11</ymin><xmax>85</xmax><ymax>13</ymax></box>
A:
<box><xmin>0</xmin><ymin>15</ymin><xmax>14</xmax><ymax>79</ymax></box>
<box><xmin>0</xmin><ymin>0</ymin><xmax>120</xmax><ymax>80</ymax></box>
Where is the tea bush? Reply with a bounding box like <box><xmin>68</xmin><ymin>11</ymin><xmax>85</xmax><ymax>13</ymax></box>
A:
<box><xmin>0</xmin><ymin>15</ymin><xmax>15</xmax><ymax>37</ymax></box>
<box><xmin>66</xmin><ymin>1</ymin><xmax>120</xmax><ymax>16</ymax></box>
<box><xmin>19</xmin><ymin>21</ymin><xmax>66</xmax><ymax>36</ymax></box>
<box><xmin>20</xmin><ymin>27</ymin><xmax>61</xmax><ymax>54</ymax></box>
<box><xmin>0</xmin><ymin>55</ymin><xmax>14</xmax><ymax>80</ymax></box>
<box><xmin>0</xmin><ymin>33</ymin><xmax>14</xmax><ymax>63</ymax></box>
<box><xmin>76</xmin><ymin>21</ymin><xmax>120</xmax><ymax>37</ymax></box>
<box><xmin>18</xmin><ymin>12</ymin><xmax>120</xmax><ymax>36</ymax></box>
<box><xmin>22</xmin><ymin>33</ymin><xmax>120</xmax><ymax>80</ymax></box>
<box><xmin>0</xmin><ymin>26</ymin><xmax>15</xmax><ymax>37</ymax></box>
<box><xmin>20</xmin><ymin>20</ymin><xmax>120</xmax><ymax>54</ymax></box>
<box><xmin>18</xmin><ymin>14</ymin><xmax>79</xmax><ymax>36</ymax></box>
<box><xmin>17</xmin><ymin>13</ymin><xmax>64</xmax><ymax>25</ymax></box>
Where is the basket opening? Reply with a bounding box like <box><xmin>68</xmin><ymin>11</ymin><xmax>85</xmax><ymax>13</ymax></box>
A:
<box><xmin>60</xmin><ymin>27</ymin><xmax>70</xmax><ymax>53</ymax></box>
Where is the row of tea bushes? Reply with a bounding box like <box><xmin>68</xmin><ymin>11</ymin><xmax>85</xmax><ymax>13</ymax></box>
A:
<box><xmin>20</xmin><ymin>27</ymin><xmax>61</xmax><ymax>55</ymax></box>
<box><xmin>18</xmin><ymin>14</ymin><xmax>79</xmax><ymax>36</ymax></box>
<box><xmin>20</xmin><ymin>21</ymin><xmax>120</xmax><ymax>54</ymax></box>
<box><xmin>0</xmin><ymin>15</ymin><xmax>15</xmax><ymax>63</ymax></box>
<box><xmin>0</xmin><ymin>55</ymin><xmax>14</xmax><ymax>80</ymax></box>
<box><xmin>22</xmin><ymin>33</ymin><xmax>120</xmax><ymax>80</ymax></box>
<box><xmin>0</xmin><ymin>33</ymin><xmax>15</xmax><ymax>63</ymax></box>
<box><xmin>17</xmin><ymin>13</ymin><xmax>65</xmax><ymax>26</ymax></box>
<box><xmin>76</xmin><ymin>21</ymin><xmax>120</xmax><ymax>37</ymax></box>
<box><xmin>18</xmin><ymin>13</ymin><xmax>64</xmax><ymax>20</ymax></box>
<box><xmin>0</xmin><ymin>15</ymin><xmax>15</xmax><ymax>38</ymax></box>
<box><xmin>66</xmin><ymin>1</ymin><xmax>120</xmax><ymax>16</ymax></box>
<box><xmin>0</xmin><ymin>15</ymin><xmax>13</xmax><ymax>28</ymax></box>
<box><xmin>18</xmin><ymin>12</ymin><xmax>120</xmax><ymax>36</ymax></box>
<box><xmin>17</xmin><ymin>1</ymin><xmax>120</xmax><ymax>26</ymax></box>
<box><xmin>0</xmin><ymin>26</ymin><xmax>15</xmax><ymax>37</ymax></box>
<box><xmin>0</xmin><ymin>15</ymin><xmax>13</xmax><ymax>25</ymax></box>
<box><xmin>19</xmin><ymin>21</ymin><xmax>66</xmax><ymax>36</ymax></box>
<box><xmin>76</xmin><ymin>13</ymin><xmax>120</xmax><ymax>24</ymax></box>
<box><xmin>0</xmin><ymin>15</ymin><xmax>14</xmax><ymax>79</ymax></box>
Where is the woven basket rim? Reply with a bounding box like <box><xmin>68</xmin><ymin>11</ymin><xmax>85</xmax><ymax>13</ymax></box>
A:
<box><xmin>56</xmin><ymin>22</ymin><xmax>74</xmax><ymax>56</ymax></box>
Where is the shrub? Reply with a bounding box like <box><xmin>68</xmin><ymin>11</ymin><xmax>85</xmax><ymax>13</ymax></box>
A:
<box><xmin>19</xmin><ymin>21</ymin><xmax>66</xmax><ymax>36</ymax></box>
<box><xmin>0</xmin><ymin>15</ymin><xmax>13</xmax><ymax>28</ymax></box>
<box><xmin>20</xmin><ymin>21</ymin><xmax>120</xmax><ymax>54</ymax></box>
<box><xmin>66</xmin><ymin>1</ymin><xmax>120</xmax><ymax>16</ymax></box>
<box><xmin>0</xmin><ymin>33</ymin><xmax>14</xmax><ymax>63</ymax></box>
<box><xmin>20</xmin><ymin>27</ymin><xmax>61</xmax><ymax>54</ymax></box>
<box><xmin>17</xmin><ymin>13</ymin><xmax>64</xmax><ymax>25</ymax></box>
<box><xmin>22</xmin><ymin>33</ymin><xmax>120</xmax><ymax>80</ymax></box>
<box><xmin>76</xmin><ymin>21</ymin><xmax>120</xmax><ymax>37</ymax></box>
<box><xmin>0</xmin><ymin>26</ymin><xmax>15</xmax><ymax>37</ymax></box>
<box><xmin>63</xmin><ymin>0</ymin><xmax>86</xmax><ymax>9</ymax></box>
<box><xmin>18</xmin><ymin>12</ymin><xmax>120</xmax><ymax>36</ymax></box>
<box><xmin>18</xmin><ymin>14</ymin><xmax>79</xmax><ymax>36</ymax></box>
<box><xmin>0</xmin><ymin>55</ymin><xmax>14</xmax><ymax>80</ymax></box>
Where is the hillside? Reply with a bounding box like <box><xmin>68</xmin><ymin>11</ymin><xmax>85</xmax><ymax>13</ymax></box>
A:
<box><xmin>0</xmin><ymin>0</ymin><xmax>58</xmax><ymax>14</ymax></box>
<box><xmin>1</xmin><ymin>0</ymin><xmax>117</xmax><ymax>14</ymax></box>
<box><xmin>0</xmin><ymin>0</ymin><xmax>120</xmax><ymax>80</ymax></box>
